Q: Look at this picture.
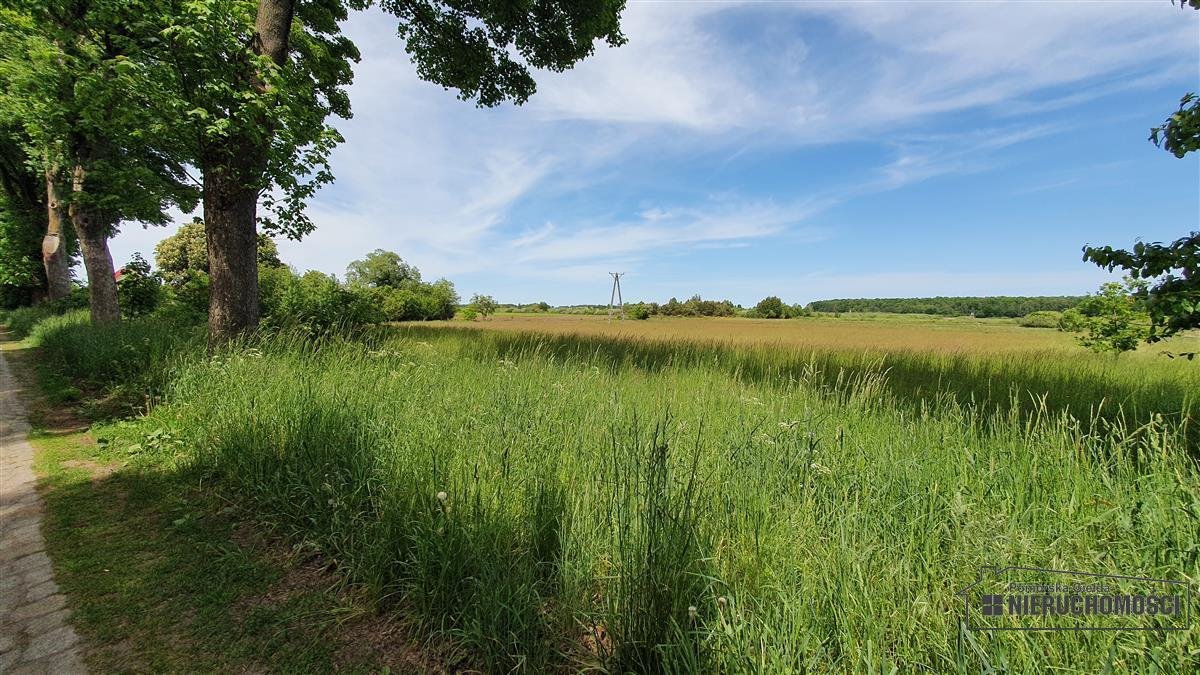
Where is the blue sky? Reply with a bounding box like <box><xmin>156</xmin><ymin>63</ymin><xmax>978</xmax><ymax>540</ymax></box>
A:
<box><xmin>109</xmin><ymin>1</ymin><xmax>1200</xmax><ymax>306</ymax></box>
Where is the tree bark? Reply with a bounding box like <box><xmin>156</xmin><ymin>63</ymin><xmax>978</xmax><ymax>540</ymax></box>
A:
<box><xmin>42</xmin><ymin>168</ymin><xmax>73</xmax><ymax>301</ymax></box>
<box><xmin>202</xmin><ymin>0</ymin><xmax>295</xmax><ymax>346</ymax></box>
<box><xmin>69</xmin><ymin>164</ymin><xmax>119</xmax><ymax>324</ymax></box>
<box><xmin>203</xmin><ymin>161</ymin><xmax>260</xmax><ymax>344</ymax></box>
<box><xmin>255</xmin><ymin>0</ymin><xmax>295</xmax><ymax>64</ymax></box>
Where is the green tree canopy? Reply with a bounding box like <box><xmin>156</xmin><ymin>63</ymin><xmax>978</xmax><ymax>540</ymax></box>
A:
<box><xmin>469</xmin><ymin>293</ymin><xmax>497</xmax><ymax>318</ymax></box>
<box><xmin>1083</xmin><ymin>233</ymin><xmax>1198</xmax><ymax>342</ymax></box>
<box><xmin>0</xmin><ymin>1</ymin><xmax>199</xmax><ymax>321</ymax></box>
<box><xmin>154</xmin><ymin>218</ymin><xmax>282</xmax><ymax>288</ymax></box>
<box><xmin>0</xmin><ymin>125</ymin><xmax>52</xmax><ymax>302</ymax></box>
<box><xmin>1075</xmin><ymin>280</ymin><xmax>1152</xmax><ymax>354</ymax></box>
<box><xmin>345</xmin><ymin>249</ymin><xmax>421</xmax><ymax>288</ymax></box>
<box><xmin>754</xmin><ymin>296</ymin><xmax>786</xmax><ymax>319</ymax></box>
<box><xmin>1082</xmin><ymin>1</ymin><xmax>1199</xmax><ymax>344</ymax></box>
<box><xmin>383</xmin><ymin>0</ymin><xmax>626</xmax><ymax>107</ymax></box>
<box><xmin>153</xmin><ymin>0</ymin><xmax>626</xmax><ymax>342</ymax></box>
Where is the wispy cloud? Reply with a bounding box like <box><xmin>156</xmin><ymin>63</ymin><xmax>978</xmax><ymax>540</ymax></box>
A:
<box><xmin>102</xmin><ymin>1</ymin><xmax>1197</xmax><ymax>303</ymax></box>
<box><xmin>506</xmin><ymin>198</ymin><xmax>831</xmax><ymax>266</ymax></box>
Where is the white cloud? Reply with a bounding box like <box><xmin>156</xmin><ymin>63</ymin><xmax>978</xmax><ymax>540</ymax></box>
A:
<box><xmin>506</xmin><ymin>197</ymin><xmax>830</xmax><ymax>266</ymax></box>
<box><xmin>104</xmin><ymin>1</ymin><xmax>1198</xmax><ymax>299</ymax></box>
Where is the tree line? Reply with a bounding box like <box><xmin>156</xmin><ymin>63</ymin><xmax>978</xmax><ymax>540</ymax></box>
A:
<box><xmin>808</xmin><ymin>296</ymin><xmax>1085</xmax><ymax>318</ymax></box>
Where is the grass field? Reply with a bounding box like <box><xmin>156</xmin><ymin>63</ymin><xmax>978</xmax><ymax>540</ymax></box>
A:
<box><xmin>432</xmin><ymin>312</ymin><xmax>1200</xmax><ymax>356</ymax></box>
<box><xmin>8</xmin><ymin>311</ymin><xmax>1200</xmax><ymax>672</ymax></box>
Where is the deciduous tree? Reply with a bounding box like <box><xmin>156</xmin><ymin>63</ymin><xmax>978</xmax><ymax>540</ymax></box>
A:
<box><xmin>154</xmin><ymin>218</ymin><xmax>282</xmax><ymax>287</ymax></box>
<box><xmin>1082</xmin><ymin>0</ymin><xmax>1199</xmax><ymax>343</ymax></box>
<box><xmin>170</xmin><ymin>0</ymin><xmax>626</xmax><ymax>344</ymax></box>
<box><xmin>1</xmin><ymin>2</ymin><xmax>197</xmax><ymax>323</ymax></box>
<box><xmin>1074</xmin><ymin>280</ymin><xmax>1151</xmax><ymax>355</ymax></box>
<box><xmin>345</xmin><ymin>249</ymin><xmax>420</xmax><ymax>288</ymax></box>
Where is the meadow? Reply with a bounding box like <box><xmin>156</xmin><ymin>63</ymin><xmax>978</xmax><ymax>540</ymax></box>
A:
<box><xmin>7</xmin><ymin>310</ymin><xmax>1200</xmax><ymax>672</ymax></box>
<box><xmin>438</xmin><ymin>312</ymin><xmax>1198</xmax><ymax>355</ymax></box>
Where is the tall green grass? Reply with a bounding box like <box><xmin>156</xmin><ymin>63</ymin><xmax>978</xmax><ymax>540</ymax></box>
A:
<box><xmin>27</xmin><ymin>310</ymin><xmax>204</xmax><ymax>404</ymax></box>
<box><xmin>1</xmin><ymin>304</ymin><xmax>60</xmax><ymax>338</ymax></box>
<box><xmin>65</xmin><ymin>326</ymin><xmax>1191</xmax><ymax>673</ymax></box>
<box><xmin>399</xmin><ymin>325</ymin><xmax>1199</xmax><ymax>450</ymax></box>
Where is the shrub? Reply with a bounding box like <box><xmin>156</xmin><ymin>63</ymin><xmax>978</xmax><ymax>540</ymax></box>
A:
<box><xmin>469</xmin><ymin>294</ymin><xmax>497</xmax><ymax>319</ymax></box>
<box><xmin>1075</xmin><ymin>281</ymin><xmax>1150</xmax><ymax>354</ymax></box>
<box><xmin>754</xmin><ymin>296</ymin><xmax>786</xmax><ymax>319</ymax></box>
<box><xmin>258</xmin><ymin>264</ymin><xmax>295</xmax><ymax>319</ymax></box>
<box><xmin>379</xmin><ymin>287</ymin><xmax>421</xmax><ymax>321</ymax></box>
<box><xmin>420</xmin><ymin>279</ymin><xmax>459</xmax><ymax>320</ymax></box>
<box><xmin>268</xmin><ymin>271</ymin><xmax>383</xmax><ymax>333</ymax></box>
<box><xmin>459</xmin><ymin>305</ymin><xmax>479</xmax><ymax>321</ymax></box>
<box><xmin>787</xmin><ymin>304</ymin><xmax>812</xmax><ymax>318</ymax></box>
<box><xmin>628</xmin><ymin>303</ymin><xmax>652</xmax><ymax>320</ymax></box>
<box><xmin>165</xmin><ymin>269</ymin><xmax>211</xmax><ymax>318</ymax></box>
<box><xmin>1019</xmin><ymin>310</ymin><xmax>1061</xmax><ymax>328</ymax></box>
<box><xmin>118</xmin><ymin>253</ymin><xmax>163</xmax><ymax>318</ymax></box>
<box><xmin>1057</xmin><ymin>308</ymin><xmax>1086</xmax><ymax>332</ymax></box>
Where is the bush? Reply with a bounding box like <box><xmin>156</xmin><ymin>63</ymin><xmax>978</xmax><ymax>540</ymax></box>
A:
<box><xmin>118</xmin><ymin>253</ymin><xmax>163</xmax><ymax>318</ymax></box>
<box><xmin>422</xmin><ymin>279</ymin><xmax>459</xmax><ymax>320</ymax></box>
<box><xmin>163</xmin><ymin>270</ymin><xmax>211</xmax><ymax>319</ymax></box>
<box><xmin>660</xmin><ymin>295</ymin><xmax>736</xmax><ymax>317</ymax></box>
<box><xmin>469</xmin><ymin>294</ymin><xmax>497</xmax><ymax>319</ymax></box>
<box><xmin>379</xmin><ymin>287</ymin><xmax>422</xmax><ymax>321</ymax></box>
<box><xmin>1019</xmin><ymin>311</ymin><xmax>1061</xmax><ymax>328</ymax></box>
<box><xmin>1057</xmin><ymin>308</ymin><xmax>1086</xmax><ymax>332</ymax></box>
<box><xmin>374</xmin><ymin>281</ymin><xmax>459</xmax><ymax>322</ymax></box>
<box><xmin>1074</xmin><ymin>281</ymin><xmax>1150</xmax><ymax>354</ymax></box>
<box><xmin>267</xmin><ymin>271</ymin><xmax>383</xmax><ymax>333</ymax></box>
<box><xmin>754</xmin><ymin>296</ymin><xmax>786</xmax><ymax>319</ymax></box>
<box><xmin>628</xmin><ymin>303</ymin><xmax>652</xmax><ymax>320</ymax></box>
<box><xmin>787</xmin><ymin>304</ymin><xmax>812</xmax><ymax>318</ymax></box>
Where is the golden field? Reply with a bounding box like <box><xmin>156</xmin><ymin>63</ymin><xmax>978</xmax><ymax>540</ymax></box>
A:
<box><xmin>427</xmin><ymin>312</ymin><xmax>1200</xmax><ymax>357</ymax></box>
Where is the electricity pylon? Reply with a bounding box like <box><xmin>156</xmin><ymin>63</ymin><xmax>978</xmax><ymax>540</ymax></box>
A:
<box><xmin>607</xmin><ymin>272</ymin><xmax>625</xmax><ymax>321</ymax></box>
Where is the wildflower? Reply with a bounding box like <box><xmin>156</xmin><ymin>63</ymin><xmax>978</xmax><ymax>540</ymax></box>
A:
<box><xmin>688</xmin><ymin>606</ymin><xmax>698</xmax><ymax>620</ymax></box>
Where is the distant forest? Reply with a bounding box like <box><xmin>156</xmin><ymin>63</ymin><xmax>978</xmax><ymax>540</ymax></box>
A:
<box><xmin>807</xmin><ymin>296</ymin><xmax>1084</xmax><ymax>318</ymax></box>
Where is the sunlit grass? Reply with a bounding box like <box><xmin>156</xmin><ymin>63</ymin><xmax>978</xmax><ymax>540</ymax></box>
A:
<box><xmin>442</xmin><ymin>312</ymin><xmax>1200</xmax><ymax>357</ymax></box>
<box><xmin>93</xmin><ymin>327</ymin><xmax>1197</xmax><ymax>672</ymax></box>
<box><xmin>12</xmin><ymin>308</ymin><xmax>1198</xmax><ymax>672</ymax></box>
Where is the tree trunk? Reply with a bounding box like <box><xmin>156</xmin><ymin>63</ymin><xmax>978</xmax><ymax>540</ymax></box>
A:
<box><xmin>69</xmin><ymin>164</ymin><xmax>119</xmax><ymax>324</ymax></box>
<box><xmin>255</xmin><ymin>0</ymin><xmax>295</xmax><ymax>64</ymax></box>
<box><xmin>202</xmin><ymin>0</ymin><xmax>295</xmax><ymax>346</ymax></box>
<box><xmin>42</xmin><ymin>169</ymin><xmax>73</xmax><ymax>301</ymax></box>
<box><xmin>203</xmin><ymin>162</ymin><xmax>260</xmax><ymax>345</ymax></box>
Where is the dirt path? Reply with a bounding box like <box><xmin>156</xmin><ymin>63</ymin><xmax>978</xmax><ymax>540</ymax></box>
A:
<box><xmin>0</xmin><ymin>349</ymin><xmax>86</xmax><ymax>674</ymax></box>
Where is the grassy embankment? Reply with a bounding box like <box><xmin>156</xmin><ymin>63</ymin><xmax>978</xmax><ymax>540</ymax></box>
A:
<box><xmin>4</xmin><ymin>309</ymin><xmax>1199</xmax><ymax>672</ymax></box>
